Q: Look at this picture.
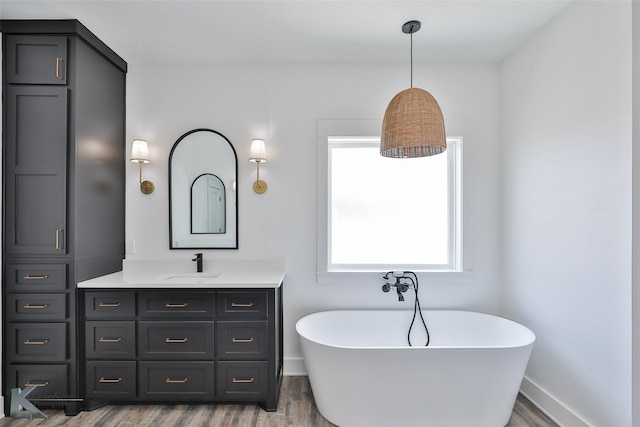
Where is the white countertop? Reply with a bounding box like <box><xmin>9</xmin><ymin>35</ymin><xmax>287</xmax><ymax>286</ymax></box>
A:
<box><xmin>77</xmin><ymin>259</ymin><xmax>285</xmax><ymax>289</ymax></box>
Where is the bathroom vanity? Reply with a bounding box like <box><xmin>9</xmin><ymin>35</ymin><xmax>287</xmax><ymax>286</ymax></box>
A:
<box><xmin>77</xmin><ymin>260</ymin><xmax>284</xmax><ymax>411</ymax></box>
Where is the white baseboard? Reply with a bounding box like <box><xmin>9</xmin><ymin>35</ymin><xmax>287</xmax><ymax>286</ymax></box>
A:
<box><xmin>520</xmin><ymin>376</ymin><xmax>590</xmax><ymax>427</ymax></box>
<box><xmin>283</xmin><ymin>357</ymin><xmax>307</xmax><ymax>376</ymax></box>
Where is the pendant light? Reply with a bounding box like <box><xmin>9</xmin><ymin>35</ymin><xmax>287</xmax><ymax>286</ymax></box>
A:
<box><xmin>381</xmin><ymin>20</ymin><xmax>446</xmax><ymax>158</ymax></box>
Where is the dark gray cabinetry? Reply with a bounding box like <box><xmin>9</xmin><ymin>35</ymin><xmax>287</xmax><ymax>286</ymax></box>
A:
<box><xmin>2</xmin><ymin>20</ymin><xmax>127</xmax><ymax>415</ymax></box>
<box><xmin>82</xmin><ymin>287</ymin><xmax>283</xmax><ymax>411</ymax></box>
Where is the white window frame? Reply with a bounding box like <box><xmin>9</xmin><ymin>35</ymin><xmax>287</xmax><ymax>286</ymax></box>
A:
<box><xmin>317</xmin><ymin>120</ymin><xmax>463</xmax><ymax>275</ymax></box>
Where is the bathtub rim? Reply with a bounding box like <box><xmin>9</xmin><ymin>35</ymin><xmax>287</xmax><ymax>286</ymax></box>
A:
<box><xmin>295</xmin><ymin>309</ymin><xmax>536</xmax><ymax>350</ymax></box>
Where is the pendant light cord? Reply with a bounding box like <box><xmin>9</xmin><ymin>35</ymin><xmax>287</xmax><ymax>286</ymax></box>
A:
<box><xmin>410</xmin><ymin>30</ymin><xmax>413</xmax><ymax>88</ymax></box>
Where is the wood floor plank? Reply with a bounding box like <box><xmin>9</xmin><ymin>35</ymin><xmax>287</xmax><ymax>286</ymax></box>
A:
<box><xmin>0</xmin><ymin>376</ymin><xmax>557</xmax><ymax>426</ymax></box>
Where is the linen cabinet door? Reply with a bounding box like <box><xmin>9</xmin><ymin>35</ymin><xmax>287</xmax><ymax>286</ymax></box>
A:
<box><xmin>5</xmin><ymin>35</ymin><xmax>67</xmax><ymax>84</ymax></box>
<box><xmin>4</xmin><ymin>85</ymin><xmax>68</xmax><ymax>256</ymax></box>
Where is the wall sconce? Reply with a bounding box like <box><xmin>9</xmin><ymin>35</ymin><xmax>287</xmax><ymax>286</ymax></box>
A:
<box><xmin>130</xmin><ymin>139</ymin><xmax>155</xmax><ymax>194</ymax></box>
<box><xmin>249</xmin><ymin>138</ymin><xmax>267</xmax><ymax>194</ymax></box>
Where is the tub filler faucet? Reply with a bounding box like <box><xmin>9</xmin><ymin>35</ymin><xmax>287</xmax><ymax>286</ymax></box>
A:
<box><xmin>382</xmin><ymin>271</ymin><xmax>411</xmax><ymax>301</ymax></box>
<box><xmin>192</xmin><ymin>252</ymin><xmax>203</xmax><ymax>273</ymax></box>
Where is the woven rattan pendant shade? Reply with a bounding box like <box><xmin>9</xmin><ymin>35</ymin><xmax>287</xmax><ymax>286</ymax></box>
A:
<box><xmin>380</xmin><ymin>20</ymin><xmax>446</xmax><ymax>158</ymax></box>
<box><xmin>381</xmin><ymin>87</ymin><xmax>446</xmax><ymax>158</ymax></box>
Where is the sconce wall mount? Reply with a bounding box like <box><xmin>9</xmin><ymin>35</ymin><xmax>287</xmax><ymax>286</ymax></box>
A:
<box><xmin>131</xmin><ymin>139</ymin><xmax>155</xmax><ymax>194</ymax></box>
<box><xmin>249</xmin><ymin>138</ymin><xmax>267</xmax><ymax>194</ymax></box>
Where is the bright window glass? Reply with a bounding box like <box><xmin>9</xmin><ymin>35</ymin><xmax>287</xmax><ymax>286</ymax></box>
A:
<box><xmin>327</xmin><ymin>137</ymin><xmax>461</xmax><ymax>270</ymax></box>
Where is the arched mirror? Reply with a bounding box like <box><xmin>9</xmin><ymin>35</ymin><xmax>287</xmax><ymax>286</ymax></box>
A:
<box><xmin>169</xmin><ymin>129</ymin><xmax>237</xmax><ymax>249</ymax></box>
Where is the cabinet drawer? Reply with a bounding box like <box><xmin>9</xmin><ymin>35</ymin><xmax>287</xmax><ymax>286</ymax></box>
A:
<box><xmin>85</xmin><ymin>321</ymin><xmax>136</xmax><ymax>359</ymax></box>
<box><xmin>139</xmin><ymin>321</ymin><xmax>214</xmax><ymax>360</ymax></box>
<box><xmin>216</xmin><ymin>291</ymin><xmax>268</xmax><ymax>318</ymax></box>
<box><xmin>85</xmin><ymin>292</ymin><xmax>136</xmax><ymax>319</ymax></box>
<box><xmin>138</xmin><ymin>362</ymin><xmax>214</xmax><ymax>400</ymax></box>
<box><xmin>139</xmin><ymin>292</ymin><xmax>214</xmax><ymax>319</ymax></box>
<box><xmin>6</xmin><ymin>323</ymin><xmax>67</xmax><ymax>362</ymax></box>
<box><xmin>6</xmin><ymin>364</ymin><xmax>68</xmax><ymax>399</ymax></box>
<box><xmin>6</xmin><ymin>293</ymin><xmax>67</xmax><ymax>321</ymax></box>
<box><xmin>216</xmin><ymin>321</ymin><xmax>268</xmax><ymax>360</ymax></box>
<box><xmin>85</xmin><ymin>291</ymin><xmax>136</xmax><ymax>318</ymax></box>
<box><xmin>5</xmin><ymin>264</ymin><xmax>67</xmax><ymax>292</ymax></box>
<box><xmin>216</xmin><ymin>361</ymin><xmax>268</xmax><ymax>400</ymax></box>
<box><xmin>85</xmin><ymin>361</ymin><xmax>136</xmax><ymax>400</ymax></box>
<box><xmin>5</xmin><ymin>35</ymin><xmax>68</xmax><ymax>84</ymax></box>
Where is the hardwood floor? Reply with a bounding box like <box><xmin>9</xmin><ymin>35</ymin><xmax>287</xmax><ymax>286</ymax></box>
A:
<box><xmin>0</xmin><ymin>376</ymin><xmax>557</xmax><ymax>427</ymax></box>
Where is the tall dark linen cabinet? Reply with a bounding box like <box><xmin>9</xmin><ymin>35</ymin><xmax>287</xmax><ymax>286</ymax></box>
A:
<box><xmin>1</xmin><ymin>20</ymin><xmax>127</xmax><ymax>415</ymax></box>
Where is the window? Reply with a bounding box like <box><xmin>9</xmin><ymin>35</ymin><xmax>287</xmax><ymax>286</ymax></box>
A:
<box><xmin>322</xmin><ymin>136</ymin><xmax>462</xmax><ymax>272</ymax></box>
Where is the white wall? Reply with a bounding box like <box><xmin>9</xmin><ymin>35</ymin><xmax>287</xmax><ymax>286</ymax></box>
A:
<box><xmin>633</xmin><ymin>3</ymin><xmax>640</xmax><ymax>426</ymax></box>
<box><xmin>125</xmin><ymin>62</ymin><xmax>502</xmax><ymax>373</ymax></box>
<box><xmin>501</xmin><ymin>2</ymin><xmax>632</xmax><ymax>426</ymax></box>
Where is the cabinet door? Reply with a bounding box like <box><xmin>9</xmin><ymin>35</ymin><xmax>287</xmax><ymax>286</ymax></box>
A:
<box><xmin>5</xmin><ymin>35</ymin><xmax>67</xmax><ymax>84</ymax></box>
<box><xmin>4</xmin><ymin>86</ymin><xmax>68</xmax><ymax>256</ymax></box>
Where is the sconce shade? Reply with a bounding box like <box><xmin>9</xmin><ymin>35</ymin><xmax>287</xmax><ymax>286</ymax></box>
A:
<box><xmin>249</xmin><ymin>139</ymin><xmax>267</xmax><ymax>162</ymax></box>
<box><xmin>131</xmin><ymin>139</ymin><xmax>150</xmax><ymax>163</ymax></box>
<box><xmin>381</xmin><ymin>87</ymin><xmax>446</xmax><ymax>158</ymax></box>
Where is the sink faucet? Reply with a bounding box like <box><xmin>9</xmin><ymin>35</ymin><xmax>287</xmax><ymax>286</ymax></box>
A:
<box><xmin>192</xmin><ymin>253</ymin><xmax>203</xmax><ymax>273</ymax></box>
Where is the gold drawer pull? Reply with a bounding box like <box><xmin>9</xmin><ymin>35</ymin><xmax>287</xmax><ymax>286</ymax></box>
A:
<box><xmin>165</xmin><ymin>338</ymin><xmax>188</xmax><ymax>343</ymax></box>
<box><xmin>165</xmin><ymin>378</ymin><xmax>188</xmax><ymax>384</ymax></box>
<box><xmin>99</xmin><ymin>377</ymin><xmax>122</xmax><ymax>383</ymax></box>
<box><xmin>98</xmin><ymin>302</ymin><xmax>122</xmax><ymax>308</ymax></box>
<box><xmin>55</xmin><ymin>57</ymin><xmax>64</xmax><ymax>80</ymax></box>
<box><xmin>231</xmin><ymin>302</ymin><xmax>254</xmax><ymax>308</ymax></box>
<box><xmin>24</xmin><ymin>304</ymin><xmax>49</xmax><ymax>309</ymax></box>
<box><xmin>99</xmin><ymin>337</ymin><xmax>123</xmax><ymax>343</ymax></box>
<box><xmin>23</xmin><ymin>275</ymin><xmax>49</xmax><ymax>280</ymax></box>
<box><xmin>232</xmin><ymin>338</ymin><xmax>254</xmax><ymax>343</ymax></box>
<box><xmin>165</xmin><ymin>303</ymin><xmax>188</xmax><ymax>308</ymax></box>
<box><xmin>232</xmin><ymin>377</ymin><xmax>255</xmax><ymax>384</ymax></box>
<box><xmin>24</xmin><ymin>381</ymin><xmax>49</xmax><ymax>387</ymax></box>
<box><xmin>24</xmin><ymin>339</ymin><xmax>49</xmax><ymax>345</ymax></box>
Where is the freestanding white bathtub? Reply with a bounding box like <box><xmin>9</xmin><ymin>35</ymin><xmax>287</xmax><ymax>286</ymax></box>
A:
<box><xmin>296</xmin><ymin>310</ymin><xmax>535</xmax><ymax>427</ymax></box>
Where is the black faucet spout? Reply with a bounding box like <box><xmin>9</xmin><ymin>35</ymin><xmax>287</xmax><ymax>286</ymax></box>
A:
<box><xmin>192</xmin><ymin>253</ymin><xmax>203</xmax><ymax>273</ymax></box>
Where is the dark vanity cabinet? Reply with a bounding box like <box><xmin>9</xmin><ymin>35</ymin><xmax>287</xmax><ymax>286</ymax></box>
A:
<box><xmin>81</xmin><ymin>288</ymin><xmax>283</xmax><ymax>411</ymax></box>
<box><xmin>1</xmin><ymin>20</ymin><xmax>127</xmax><ymax>415</ymax></box>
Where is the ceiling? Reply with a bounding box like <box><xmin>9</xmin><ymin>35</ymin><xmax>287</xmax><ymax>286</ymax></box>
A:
<box><xmin>0</xmin><ymin>0</ymin><xmax>571</xmax><ymax>64</ymax></box>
